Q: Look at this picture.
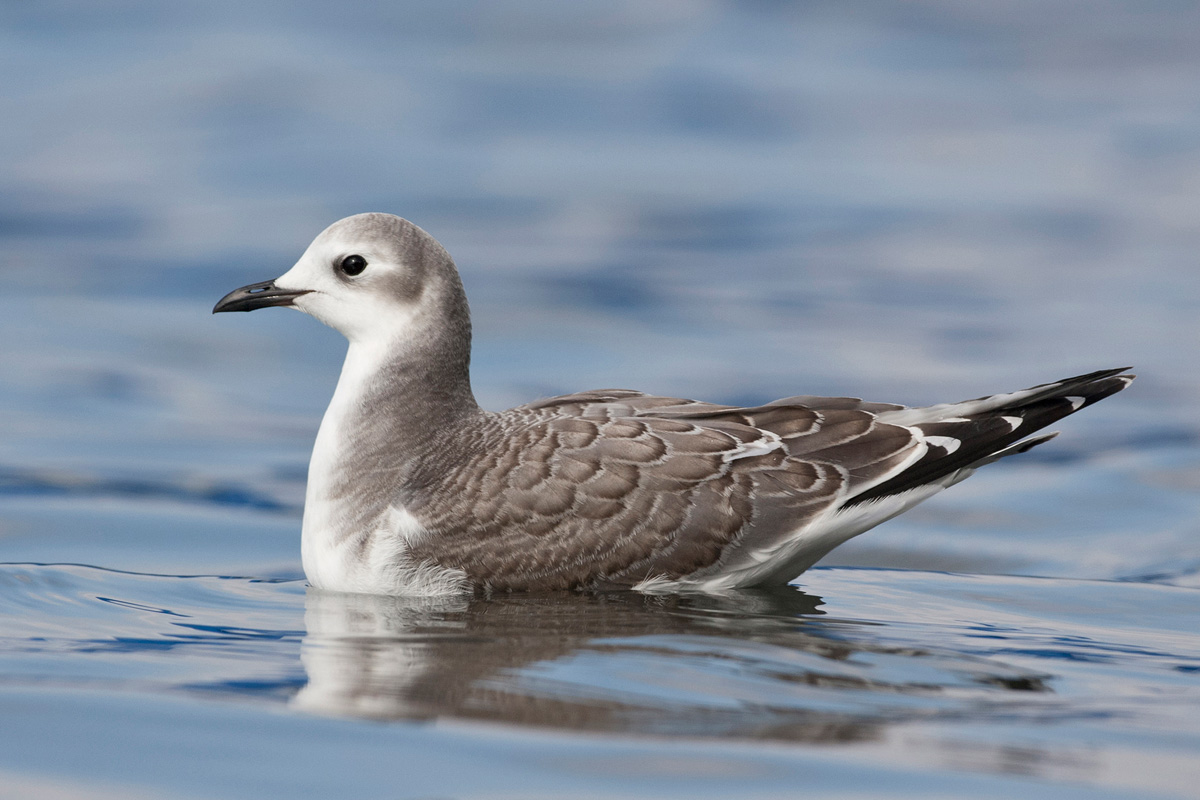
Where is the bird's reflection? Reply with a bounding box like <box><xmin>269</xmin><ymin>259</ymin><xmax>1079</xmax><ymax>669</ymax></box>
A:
<box><xmin>292</xmin><ymin>585</ymin><xmax>1046</xmax><ymax>744</ymax></box>
<box><xmin>296</xmin><ymin>586</ymin><xmax>863</xmax><ymax>740</ymax></box>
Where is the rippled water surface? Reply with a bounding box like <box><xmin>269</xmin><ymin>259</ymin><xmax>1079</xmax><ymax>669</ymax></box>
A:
<box><xmin>3</xmin><ymin>565</ymin><xmax>1199</xmax><ymax>798</ymax></box>
<box><xmin>2</xmin><ymin>2</ymin><xmax>1199</xmax><ymax>798</ymax></box>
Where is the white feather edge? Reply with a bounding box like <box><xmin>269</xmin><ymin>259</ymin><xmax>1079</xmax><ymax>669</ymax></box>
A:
<box><xmin>922</xmin><ymin>434</ymin><xmax>961</xmax><ymax>454</ymax></box>
<box><xmin>725</xmin><ymin>429</ymin><xmax>785</xmax><ymax>462</ymax></box>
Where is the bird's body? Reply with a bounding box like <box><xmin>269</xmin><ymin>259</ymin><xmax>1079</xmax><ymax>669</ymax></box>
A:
<box><xmin>214</xmin><ymin>213</ymin><xmax>1132</xmax><ymax>596</ymax></box>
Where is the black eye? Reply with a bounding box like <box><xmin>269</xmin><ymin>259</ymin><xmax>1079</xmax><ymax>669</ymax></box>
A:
<box><xmin>339</xmin><ymin>254</ymin><xmax>367</xmax><ymax>276</ymax></box>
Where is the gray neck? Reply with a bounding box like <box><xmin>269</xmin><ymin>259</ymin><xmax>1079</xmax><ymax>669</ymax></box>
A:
<box><xmin>302</xmin><ymin>285</ymin><xmax>481</xmax><ymax>563</ymax></box>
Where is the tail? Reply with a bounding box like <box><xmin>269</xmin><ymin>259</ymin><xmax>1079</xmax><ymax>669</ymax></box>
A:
<box><xmin>848</xmin><ymin>367</ymin><xmax>1134</xmax><ymax>506</ymax></box>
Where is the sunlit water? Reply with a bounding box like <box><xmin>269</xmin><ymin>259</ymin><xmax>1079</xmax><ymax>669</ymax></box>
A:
<box><xmin>2</xmin><ymin>2</ymin><xmax>1200</xmax><ymax>798</ymax></box>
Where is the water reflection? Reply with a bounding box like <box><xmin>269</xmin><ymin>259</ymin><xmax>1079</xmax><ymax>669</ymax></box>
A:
<box><xmin>294</xmin><ymin>587</ymin><xmax>1049</xmax><ymax>744</ymax></box>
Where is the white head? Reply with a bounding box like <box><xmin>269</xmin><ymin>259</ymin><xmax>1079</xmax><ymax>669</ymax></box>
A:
<box><xmin>215</xmin><ymin>213</ymin><xmax>476</xmax><ymax>411</ymax></box>
<box><xmin>215</xmin><ymin>213</ymin><xmax>472</xmax><ymax>349</ymax></box>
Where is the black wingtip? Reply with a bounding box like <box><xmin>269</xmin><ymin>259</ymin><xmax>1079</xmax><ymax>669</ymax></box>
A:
<box><xmin>846</xmin><ymin>367</ymin><xmax>1134</xmax><ymax>507</ymax></box>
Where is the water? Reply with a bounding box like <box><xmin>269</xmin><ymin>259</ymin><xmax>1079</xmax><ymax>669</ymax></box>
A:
<box><xmin>2</xmin><ymin>2</ymin><xmax>1199</xmax><ymax>798</ymax></box>
<box><xmin>3</xmin><ymin>567</ymin><xmax>1198</xmax><ymax>798</ymax></box>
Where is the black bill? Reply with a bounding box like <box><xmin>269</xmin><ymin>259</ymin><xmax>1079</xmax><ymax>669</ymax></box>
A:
<box><xmin>213</xmin><ymin>280</ymin><xmax>311</xmax><ymax>313</ymax></box>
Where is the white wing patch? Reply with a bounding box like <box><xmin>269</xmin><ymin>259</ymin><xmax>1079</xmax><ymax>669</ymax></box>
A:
<box><xmin>923</xmin><ymin>434</ymin><xmax>961</xmax><ymax>454</ymax></box>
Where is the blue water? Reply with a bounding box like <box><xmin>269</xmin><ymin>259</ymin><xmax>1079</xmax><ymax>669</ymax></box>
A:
<box><xmin>3</xmin><ymin>2</ymin><xmax>1200</xmax><ymax>798</ymax></box>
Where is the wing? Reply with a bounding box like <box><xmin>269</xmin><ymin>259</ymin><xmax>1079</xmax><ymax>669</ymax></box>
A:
<box><xmin>406</xmin><ymin>391</ymin><xmax>921</xmax><ymax>591</ymax></box>
<box><xmin>406</xmin><ymin>368</ymin><xmax>1133</xmax><ymax>591</ymax></box>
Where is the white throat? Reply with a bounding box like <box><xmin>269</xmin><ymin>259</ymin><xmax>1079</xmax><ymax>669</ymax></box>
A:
<box><xmin>300</xmin><ymin>335</ymin><xmax>461</xmax><ymax>595</ymax></box>
<box><xmin>301</xmin><ymin>337</ymin><xmax>395</xmax><ymax>577</ymax></box>
<box><xmin>304</xmin><ymin>338</ymin><xmax>395</xmax><ymax>507</ymax></box>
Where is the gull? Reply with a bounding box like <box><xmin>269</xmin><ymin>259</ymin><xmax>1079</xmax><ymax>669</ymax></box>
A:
<box><xmin>214</xmin><ymin>213</ymin><xmax>1133</xmax><ymax>595</ymax></box>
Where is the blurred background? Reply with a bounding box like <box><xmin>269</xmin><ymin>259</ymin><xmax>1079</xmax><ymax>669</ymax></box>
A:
<box><xmin>3</xmin><ymin>5</ymin><xmax>1200</xmax><ymax>799</ymax></box>
<box><xmin>1</xmin><ymin>1</ymin><xmax>1197</xmax><ymax>582</ymax></box>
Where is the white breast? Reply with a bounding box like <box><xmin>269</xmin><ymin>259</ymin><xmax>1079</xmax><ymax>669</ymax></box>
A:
<box><xmin>300</xmin><ymin>339</ymin><xmax>469</xmax><ymax>596</ymax></box>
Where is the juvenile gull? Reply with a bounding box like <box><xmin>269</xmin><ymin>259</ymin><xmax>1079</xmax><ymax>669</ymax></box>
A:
<box><xmin>214</xmin><ymin>213</ymin><xmax>1133</xmax><ymax>596</ymax></box>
